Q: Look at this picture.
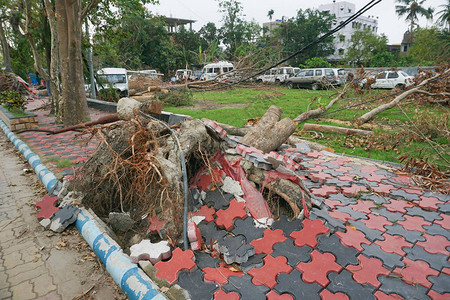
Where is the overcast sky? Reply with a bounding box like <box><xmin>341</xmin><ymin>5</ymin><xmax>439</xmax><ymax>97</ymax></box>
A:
<box><xmin>146</xmin><ymin>0</ymin><xmax>444</xmax><ymax>44</ymax></box>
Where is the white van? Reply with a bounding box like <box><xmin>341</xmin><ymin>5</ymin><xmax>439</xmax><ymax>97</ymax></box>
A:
<box><xmin>275</xmin><ymin>67</ymin><xmax>295</xmax><ymax>83</ymax></box>
<box><xmin>175</xmin><ymin>69</ymin><xmax>195</xmax><ymax>82</ymax></box>
<box><xmin>97</xmin><ymin>68</ymin><xmax>129</xmax><ymax>97</ymax></box>
<box><xmin>256</xmin><ymin>68</ymin><xmax>277</xmax><ymax>83</ymax></box>
<box><xmin>200</xmin><ymin>61</ymin><xmax>234</xmax><ymax>80</ymax></box>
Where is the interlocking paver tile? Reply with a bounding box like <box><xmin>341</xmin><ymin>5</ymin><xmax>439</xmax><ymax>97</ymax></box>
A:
<box><xmin>349</xmin><ymin>200</ymin><xmax>376</xmax><ymax>214</ymax></box>
<box><xmin>203</xmin><ymin>262</ymin><xmax>244</xmax><ymax>285</ymax></box>
<box><xmin>271</xmin><ymin>215</ymin><xmax>302</xmax><ymax>237</ymax></box>
<box><xmin>427</xmin><ymin>289</ymin><xmax>450</xmax><ymax>300</ymax></box>
<box><xmin>375</xmin><ymin>233</ymin><xmax>412</xmax><ymax>256</ymax></box>
<box><xmin>148</xmin><ymin>215</ymin><xmax>166</xmax><ymax>235</ymax></box>
<box><xmin>405</xmin><ymin>206</ymin><xmax>442</xmax><ymax>222</ymax></box>
<box><xmin>347</xmin><ymin>219</ymin><xmax>384</xmax><ymax>242</ymax></box>
<box><xmin>378</xmin><ymin>275</ymin><xmax>429</xmax><ymax>300</ymax></box>
<box><xmin>310</xmin><ymin>172</ymin><xmax>333</xmax><ymax>183</ymax></box>
<box><xmin>328</xmin><ymin>270</ymin><xmax>376</xmax><ymax>299</ymax></box>
<box><xmin>390</xmin><ymin>189</ymin><xmax>421</xmax><ymax>201</ymax></box>
<box><xmin>189</xmin><ymin>205</ymin><xmax>215</xmax><ymax>223</ymax></box>
<box><xmin>296</xmin><ymin>250</ymin><xmax>342</xmax><ymax>287</ymax></box>
<box><xmin>366</xmin><ymin>173</ymin><xmax>387</xmax><ymax>183</ymax></box>
<box><xmin>336</xmin><ymin>205</ymin><xmax>368</xmax><ymax>220</ymax></box>
<box><xmin>319</xmin><ymin>289</ymin><xmax>350</xmax><ymax>300</ymax></box>
<box><xmin>248</xmin><ymin>255</ymin><xmax>293</xmax><ymax>289</ymax></box>
<box><xmin>362</xmin><ymin>214</ymin><xmax>392</xmax><ymax>231</ymax></box>
<box><xmin>398</xmin><ymin>215</ymin><xmax>431</xmax><ymax>232</ymax></box>
<box><xmin>311</xmin><ymin>185</ymin><xmax>339</xmax><ymax>197</ymax></box>
<box><xmin>266</xmin><ymin>290</ymin><xmax>294</xmax><ymax>300</ymax></box>
<box><xmin>272</xmin><ymin>238</ymin><xmax>312</xmax><ymax>267</ymax></box>
<box><xmin>362</xmin><ymin>243</ymin><xmax>404</xmax><ymax>270</ymax></box>
<box><xmin>204</xmin><ymin>189</ymin><xmax>234</xmax><ymax>210</ymax></box>
<box><xmin>423</xmin><ymin>223</ymin><xmax>450</xmax><ymax>240</ymax></box>
<box><xmin>290</xmin><ymin>219</ymin><xmax>329</xmax><ymax>248</ymax></box>
<box><xmin>437</xmin><ymin>202</ymin><xmax>450</xmax><ymax>213</ymax></box>
<box><xmin>323</xmin><ymin>199</ymin><xmax>346</xmax><ymax>210</ymax></box>
<box><xmin>129</xmin><ymin>240</ymin><xmax>171</xmax><ymax>264</ymax></box>
<box><xmin>274</xmin><ymin>269</ymin><xmax>322</xmax><ymax>300</ymax></box>
<box><xmin>384</xmin><ymin>223</ymin><xmax>425</xmax><ymax>243</ymax></box>
<box><xmin>328</xmin><ymin>193</ymin><xmax>357</xmax><ymax>205</ymax></box>
<box><xmin>317</xmin><ymin>234</ymin><xmax>359</xmax><ymax>267</ymax></box>
<box><xmin>328</xmin><ymin>209</ymin><xmax>355</xmax><ymax>222</ymax></box>
<box><xmin>335</xmin><ymin>226</ymin><xmax>370</xmax><ymax>251</ymax></box>
<box><xmin>213</xmin><ymin>289</ymin><xmax>240</xmax><ymax>300</ymax></box>
<box><xmin>232</xmin><ymin>217</ymin><xmax>265</xmax><ymax>243</ymax></box>
<box><xmin>371</xmin><ymin>184</ymin><xmax>397</xmax><ymax>195</ymax></box>
<box><xmin>434</xmin><ymin>214</ymin><xmax>450</xmax><ymax>230</ymax></box>
<box><xmin>215</xmin><ymin>199</ymin><xmax>247</xmax><ymax>230</ymax></box>
<box><xmin>195</xmin><ymin>252</ymin><xmax>221</xmax><ymax>270</ymax></box>
<box><xmin>223</xmin><ymin>274</ymin><xmax>270</xmax><ymax>300</ymax></box>
<box><xmin>250</xmin><ymin>229</ymin><xmax>287</xmax><ymax>255</ymax></box>
<box><xmin>414</xmin><ymin>196</ymin><xmax>444</xmax><ymax>211</ymax></box>
<box><xmin>346</xmin><ymin>254</ymin><xmax>390</xmax><ymax>288</ymax></box>
<box><xmin>405</xmin><ymin>244</ymin><xmax>450</xmax><ymax>271</ymax></box>
<box><xmin>35</xmin><ymin>195</ymin><xmax>59</xmax><ymax>220</ymax></box>
<box><xmin>393</xmin><ymin>258</ymin><xmax>439</xmax><ymax>288</ymax></box>
<box><xmin>416</xmin><ymin>234</ymin><xmax>450</xmax><ymax>255</ymax></box>
<box><xmin>219</xmin><ymin>235</ymin><xmax>255</xmax><ymax>264</ymax></box>
<box><xmin>342</xmin><ymin>185</ymin><xmax>368</xmax><ymax>197</ymax></box>
<box><xmin>429</xmin><ymin>273</ymin><xmax>450</xmax><ymax>294</ymax></box>
<box><xmin>177</xmin><ymin>269</ymin><xmax>219</xmax><ymax>299</ymax></box>
<box><xmin>240</xmin><ymin>253</ymin><xmax>266</xmax><ymax>273</ymax></box>
<box><xmin>310</xmin><ymin>208</ymin><xmax>346</xmax><ymax>232</ymax></box>
<box><xmin>154</xmin><ymin>248</ymin><xmax>196</xmax><ymax>284</ymax></box>
<box><xmin>324</xmin><ymin>178</ymin><xmax>352</xmax><ymax>187</ymax></box>
<box><xmin>198</xmin><ymin>221</ymin><xmax>228</xmax><ymax>249</ymax></box>
<box><xmin>383</xmin><ymin>199</ymin><xmax>413</xmax><ymax>213</ymax></box>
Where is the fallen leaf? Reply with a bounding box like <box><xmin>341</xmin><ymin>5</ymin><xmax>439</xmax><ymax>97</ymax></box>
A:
<box><xmin>32</xmin><ymin>257</ymin><xmax>39</xmax><ymax>263</ymax></box>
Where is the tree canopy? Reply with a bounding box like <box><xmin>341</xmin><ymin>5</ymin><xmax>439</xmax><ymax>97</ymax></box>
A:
<box><xmin>344</xmin><ymin>28</ymin><xmax>388</xmax><ymax>66</ymax></box>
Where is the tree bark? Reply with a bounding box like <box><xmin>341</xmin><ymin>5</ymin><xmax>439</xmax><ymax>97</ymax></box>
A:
<box><xmin>357</xmin><ymin>70</ymin><xmax>450</xmax><ymax>125</ymax></box>
<box><xmin>55</xmin><ymin>0</ymin><xmax>90</xmax><ymax>126</ymax></box>
<box><xmin>302</xmin><ymin>123</ymin><xmax>373</xmax><ymax>136</ymax></box>
<box><xmin>0</xmin><ymin>20</ymin><xmax>12</xmax><ymax>72</ymax></box>
<box><xmin>240</xmin><ymin>105</ymin><xmax>296</xmax><ymax>153</ymax></box>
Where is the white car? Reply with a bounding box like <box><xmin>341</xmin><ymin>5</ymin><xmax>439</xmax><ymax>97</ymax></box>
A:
<box><xmin>370</xmin><ymin>71</ymin><xmax>413</xmax><ymax>89</ymax></box>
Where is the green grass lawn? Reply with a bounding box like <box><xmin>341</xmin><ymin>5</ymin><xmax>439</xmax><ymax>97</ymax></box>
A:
<box><xmin>164</xmin><ymin>86</ymin><xmax>450</xmax><ymax>170</ymax></box>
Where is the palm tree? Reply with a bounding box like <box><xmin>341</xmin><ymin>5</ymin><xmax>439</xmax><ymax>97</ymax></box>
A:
<box><xmin>395</xmin><ymin>0</ymin><xmax>434</xmax><ymax>40</ymax></box>
<box><xmin>436</xmin><ymin>0</ymin><xmax>450</xmax><ymax>30</ymax></box>
<box><xmin>267</xmin><ymin>9</ymin><xmax>274</xmax><ymax>37</ymax></box>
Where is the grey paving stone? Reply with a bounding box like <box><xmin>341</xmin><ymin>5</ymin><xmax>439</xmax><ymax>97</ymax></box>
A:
<box><xmin>204</xmin><ymin>189</ymin><xmax>234</xmax><ymax>210</ymax></box>
<box><xmin>218</xmin><ymin>235</ymin><xmax>255</xmax><ymax>264</ymax></box>
<box><xmin>390</xmin><ymin>189</ymin><xmax>421</xmax><ymax>201</ymax></box>
<box><xmin>295</xmin><ymin>142</ymin><xmax>311</xmax><ymax>154</ymax></box>
<box><xmin>302</xmin><ymin>180</ymin><xmax>322</xmax><ymax>189</ymax></box>
<box><xmin>404</xmin><ymin>245</ymin><xmax>450</xmax><ymax>271</ymax></box>
<box><xmin>223</xmin><ymin>274</ymin><xmax>269</xmax><ymax>300</ymax></box>
<box><xmin>309</xmin><ymin>208</ymin><xmax>345</xmax><ymax>232</ymax></box>
<box><xmin>378</xmin><ymin>276</ymin><xmax>429</xmax><ymax>300</ymax></box>
<box><xmin>347</xmin><ymin>219</ymin><xmax>384</xmax><ymax>242</ymax></box>
<box><xmin>423</xmin><ymin>191</ymin><xmax>450</xmax><ymax>202</ymax></box>
<box><xmin>336</xmin><ymin>206</ymin><xmax>368</xmax><ymax>220</ymax></box>
<box><xmin>370</xmin><ymin>207</ymin><xmax>405</xmax><ymax>222</ymax></box>
<box><xmin>405</xmin><ymin>206</ymin><xmax>442</xmax><ymax>222</ymax></box>
<box><xmin>429</xmin><ymin>273</ymin><xmax>450</xmax><ymax>294</ymax></box>
<box><xmin>362</xmin><ymin>244</ymin><xmax>404</xmax><ymax>270</ymax></box>
<box><xmin>423</xmin><ymin>223</ymin><xmax>450</xmax><ymax>240</ymax></box>
<box><xmin>299</xmin><ymin>161</ymin><xmax>315</xmax><ymax>169</ymax></box>
<box><xmin>272</xmin><ymin>238</ymin><xmax>312</xmax><ymax>267</ymax></box>
<box><xmin>188</xmin><ymin>188</ymin><xmax>202</xmax><ymax>209</ymax></box>
<box><xmin>359</xmin><ymin>193</ymin><xmax>390</xmax><ymax>204</ymax></box>
<box><xmin>437</xmin><ymin>202</ymin><xmax>450</xmax><ymax>213</ymax></box>
<box><xmin>49</xmin><ymin>205</ymin><xmax>80</xmax><ymax>233</ymax></box>
<box><xmin>195</xmin><ymin>252</ymin><xmax>221</xmax><ymax>270</ymax></box>
<box><xmin>316</xmin><ymin>234</ymin><xmax>359</xmax><ymax>267</ymax></box>
<box><xmin>384</xmin><ymin>224</ymin><xmax>426</xmax><ymax>243</ymax></box>
<box><xmin>347</xmin><ymin>169</ymin><xmax>371</xmax><ymax>177</ymax></box>
<box><xmin>328</xmin><ymin>270</ymin><xmax>376</xmax><ymax>299</ymax></box>
<box><xmin>240</xmin><ymin>253</ymin><xmax>266</xmax><ymax>273</ymax></box>
<box><xmin>322</xmin><ymin>169</ymin><xmax>343</xmax><ymax>177</ymax></box>
<box><xmin>198</xmin><ymin>221</ymin><xmax>228</xmax><ymax>249</ymax></box>
<box><xmin>274</xmin><ymin>269</ymin><xmax>322</xmax><ymax>300</ymax></box>
<box><xmin>232</xmin><ymin>217</ymin><xmax>265</xmax><ymax>243</ymax></box>
<box><xmin>374</xmin><ymin>169</ymin><xmax>396</xmax><ymax>177</ymax></box>
<box><xmin>328</xmin><ymin>194</ymin><xmax>358</xmax><ymax>205</ymax></box>
<box><xmin>177</xmin><ymin>269</ymin><xmax>218</xmax><ymax>299</ymax></box>
<box><xmin>271</xmin><ymin>215</ymin><xmax>302</xmax><ymax>237</ymax></box>
<box><xmin>324</xmin><ymin>178</ymin><xmax>352</xmax><ymax>187</ymax></box>
<box><xmin>320</xmin><ymin>162</ymin><xmax>340</xmax><ymax>169</ymax></box>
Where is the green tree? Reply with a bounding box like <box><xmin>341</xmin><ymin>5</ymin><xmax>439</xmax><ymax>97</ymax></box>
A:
<box><xmin>370</xmin><ymin>51</ymin><xmax>396</xmax><ymax>67</ymax></box>
<box><xmin>299</xmin><ymin>57</ymin><xmax>332</xmax><ymax>68</ymax></box>
<box><xmin>395</xmin><ymin>0</ymin><xmax>434</xmax><ymax>40</ymax></box>
<box><xmin>408</xmin><ymin>27</ymin><xmax>450</xmax><ymax>64</ymax></box>
<box><xmin>436</xmin><ymin>0</ymin><xmax>450</xmax><ymax>30</ymax></box>
<box><xmin>344</xmin><ymin>28</ymin><xmax>388</xmax><ymax>66</ymax></box>
<box><xmin>273</xmin><ymin>9</ymin><xmax>335</xmax><ymax>66</ymax></box>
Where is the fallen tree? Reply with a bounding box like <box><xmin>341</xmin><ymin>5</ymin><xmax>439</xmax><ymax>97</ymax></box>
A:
<box><xmin>302</xmin><ymin>123</ymin><xmax>373</xmax><ymax>136</ymax></box>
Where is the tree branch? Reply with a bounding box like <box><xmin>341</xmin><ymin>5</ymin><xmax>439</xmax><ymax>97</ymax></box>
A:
<box><xmin>81</xmin><ymin>0</ymin><xmax>102</xmax><ymax>21</ymax></box>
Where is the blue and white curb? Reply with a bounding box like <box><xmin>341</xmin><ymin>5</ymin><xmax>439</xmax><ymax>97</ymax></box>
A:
<box><xmin>0</xmin><ymin>119</ymin><xmax>165</xmax><ymax>300</ymax></box>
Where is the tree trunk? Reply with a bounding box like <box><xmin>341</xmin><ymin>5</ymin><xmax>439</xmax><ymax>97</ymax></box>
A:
<box><xmin>240</xmin><ymin>105</ymin><xmax>296</xmax><ymax>153</ymax></box>
<box><xmin>302</xmin><ymin>123</ymin><xmax>373</xmax><ymax>136</ymax></box>
<box><xmin>55</xmin><ymin>0</ymin><xmax>90</xmax><ymax>126</ymax></box>
<box><xmin>0</xmin><ymin>20</ymin><xmax>12</xmax><ymax>72</ymax></box>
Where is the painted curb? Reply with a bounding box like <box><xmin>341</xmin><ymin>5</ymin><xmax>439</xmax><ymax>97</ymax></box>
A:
<box><xmin>0</xmin><ymin>119</ymin><xmax>165</xmax><ymax>300</ymax></box>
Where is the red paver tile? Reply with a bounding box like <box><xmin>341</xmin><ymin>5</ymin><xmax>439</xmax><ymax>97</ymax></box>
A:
<box><xmin>197</xmin><ymin>167</ymin><xmax>225</xmax><ymax>190</ymax></box>
<box><xmin>290</xmin><ymin>219</ymin><xmax>330</xmax><ymax>248</ymax></box>
<box><xmin>397</xmin><ymin>215</ymin><xmax>431</xmax><ymax>232</ymax></box>
<box><xmin>435</xmin><ymin>214</ymin><xmax>450</xmax><ymax>230</ymax></box>
<box><xmin>392</xmin><ymin>175</ymin><xmax>411</xmax><ymax>184</ymax></box>
<box><xmin>362</xmin><ymin>214</ymin><xmax>391</xmax><ymax>231</ymax></box>
<box><xmin>338</xmin><ymin>174</ymin><xmax>355</xmax><ymax>181</ymax></box>
<box><xmin>188</xmin><ymin>222</ymin><xmax>203</xmax><ymax>251</ymax></box>
<box><xmin>324</xmin><ymin>199</ymin><xmax>346</xmax><ymax>210</ymax></box>
<box><xmin>311</xmin><ymin>185</ymin><xmax>339</xmax><ymax>198</ymax></box>
<box><xmin>349</xmin><ymin>200</ymin><xmax>376</xmax><ymax>214</ymax></box>
<box><xmin>250</xmin><ymin>229</ymin><xmax>287</xmax><ymax>255</ymax></box>
<box><xmin>248</xmin><ymin>255</ymin><xmax>293</xmax><ymax>289</ymax></box>
<box><xmin>414</xmin><ymin>196</ymin><xmax>444</xmax><ymax>211</ymax></box>
<box><xmin>428</xmin><ymin>290</ymin><xmax>450</xmax><ymax>300</ymax></box>
<box><xmin>309</xmin><ymin>158</ymin><xmax>327</xmax><ymax>165</ymax></box>
<box><xmin>403</xmin><ymin>188</ymin><xmax>422</xmax><ymax>195</ymax></box>
<box><xmin>310</xmin><ymin>166</ymin><xmax>327</xmax><ymax>173</ymax></box>
<box><xmin>416</xmin><ymin>234</ymin><xmax>450</xmax><ymax>255</ymax></box>
<box><xmin>154</xmin><ymin>248</ymin><xmax>196</xmax><ymax>285</ymax></box>
<box><xmin>203</xmin><ymin>262</ymin><xmax>244</xmax><ymax>285</ymax></box>
<box><xmin>297</xmin><ymin>250</ymin><xmax>342</xmax><ymax>287</ymax></box>
<box><xmin>320</xmin><ymin>289</ymin><xmax>350</xmax><ymax>300</ymax></box>
<box><xmin>366</xmin><ymin>174</ymin><xmax>387</xmax><ymax>183</ymax></box>
<box><xmin>35</xmin><ymin>195</ymin><xmax>59</xmax><ymax>220</ymax></box>
<box><xmin>149</xmin><ymin>216</ymin><xmax>166</xmax><ymax>234</ymax></box>
<box><xmin>336</xmin><ymin>226</ymin><xmax>370</xmax><ymax>251</ymax></box>
<box><xmin>375</xmin><ymin>234</ymin><xmax>412</xmax><ymax>256</ymax></box>
<box><xmin>213</xmin><ymin>289</ymin><xmax>240</xmax><ymax>300</ymax></box>
<box><xmin>328</xmin><ymin>210</ymin><xmax>355</xmax><ymax>222</ymax></box>
<box><xmin>360</xmin><ymin>165</ymin><xmax>379</xmax><ymax>174</ymax></box>
<box><xmin>332</xmin><ymin>156</ymin><xmax>351</xmax><ymax>165</ymax></box>
<box><xmin>442</xmin><ymin>268</ymin><xmax>450</xmax><ymax>275</ymax></box>
<box><xmin>393</xmin><ymin>258</ymin><xmax>439</xmax><ymax>288</ymax></box>
<box><xmin>346</xmin><ymin>255</ymin><xmax>390</xmax><ymax>288</ymax></box>
<box><xmin>342</xmin><ymin>185</ymin><xmax>368</xmax><ymax>197</ymax></box>
<box><xmin>372</xmin><ymin>184</ymin><xmax>397</xmax><ymax>195</ymax></box>
<box><xmin>188</xmin><ymin>205</ymin><xmax>216</xmax><ymax>223</ymax></box>
<box><xmin>306</xmin><ymin>151</ymin><xmax>323</xmax><ymax>158</ymax></box>
<box><xmin>335</xmin><ymin>166</ymin><xmax>353</xmax><ymax>173</ymax></box>
<box><xmin>215</xmin><ymin>199</ymin><xmax>247</xmax><ymax>230</ymax></box>
<box><xmin>383</xmin><ymin>199</ymin><xmax>414</xmax><ymax>214</ymax></box>
<box><xmin>374</xmin><ymin>291</ymin><xmax>405</xmax><ymax>300</ymax></box>
<box><xmin>266</xmin><ymin>290</ymin><xmax>294</xmax><ymax>300</ymax></box>
<box><xmin>310</xmin><ymin>172</ymin><xmax>332</xmax><ymax>183</ymax></box>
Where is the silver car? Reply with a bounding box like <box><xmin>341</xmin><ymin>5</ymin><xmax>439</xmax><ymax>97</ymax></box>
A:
<box><xmin>286</xmin><ymin>68</ymin><xmax>337</xmax><ymax>90</ymax></box>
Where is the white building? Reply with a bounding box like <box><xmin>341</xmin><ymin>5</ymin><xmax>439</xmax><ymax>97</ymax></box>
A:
<box><xmin>318</xmin><ymin>1</ymin><xmax>379</xmax><ymax>61</ymax></box>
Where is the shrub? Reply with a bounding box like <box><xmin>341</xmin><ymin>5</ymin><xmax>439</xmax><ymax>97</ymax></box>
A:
<box><xmin>155</xmin><ymin>88</ymin><xmax>193</xmax><ymax>107</ymax></box>
<box><xmin>0</xmin><ymin>91</ymin><xmax>26</xmax><ymax>111</ymax></box>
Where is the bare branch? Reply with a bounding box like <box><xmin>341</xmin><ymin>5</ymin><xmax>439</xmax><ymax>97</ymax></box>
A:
<box><xmin>81</xmin><ymin>0</ymin><xmax>101</xmax><ymax>21</ymax></box>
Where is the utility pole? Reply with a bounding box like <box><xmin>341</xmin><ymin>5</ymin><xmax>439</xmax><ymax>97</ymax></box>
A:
<box><xmin>85</xmin><ymin>19</ymin><xmax>96</xmax><ymax>99</ymax></box>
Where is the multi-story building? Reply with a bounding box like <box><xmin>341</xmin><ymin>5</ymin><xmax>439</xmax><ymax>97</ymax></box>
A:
<box><xmin>318</xmin><ymin>1</ymin><xmax>379</xmax><ymax>62</ymax></box>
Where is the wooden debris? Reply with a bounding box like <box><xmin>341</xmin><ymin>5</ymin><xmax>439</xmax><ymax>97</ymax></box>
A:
<box><xmin>302</xmin><ymin>123</ymin><xmax>374</xmax><ymax>137</ymax></box>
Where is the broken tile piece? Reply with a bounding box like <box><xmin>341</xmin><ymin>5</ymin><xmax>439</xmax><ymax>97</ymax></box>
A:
<box><xmin>188</xmin><ymin>221</ymin><xmax>203</xmax><ymax>250</ymax></box>
<box><xmin>297</xmin><ymin>250</ymin><xmax>342</xmax><ymax>287</ymax></box>
<box><xmin>250</xmin><ymin>229</ymin><xmax>287</xmax><ymax>255</ymax></box>
<box><xmin>154</xmin><ymin>248</ymin><xmax>196</xmax><ymax>285</ymax></box>
<box><xmin>218</xmin><ymin>235</ymin><xmax>255</xmax><ymax>264</ymax></box>
<box><xmin>189</xmin><ymin>205</ymin><xmax>215</xmax><ymax>223</ymax></box>
<box><xmin>231</xmin><ymin>217</ymin><xmax>265</xmax><ymax>243</ymax></box>
<box><xmin>215</xmin><ymin>199</ymin><xmax>247</xmax><ymax>230</ymax></box>
<box><xmin>248</xmin><ymin>255</ymin><xmax>293</xmax><ymax>289</ymax></box>
<box><xmin>129</xmin><ymin>240</ymin><xmax>171</xmax><ymax>265</ymax></box>
<box><xmin>148</xmin><ymin>215</ymin><xmax>167</xmax><ymax>236</ymax></box>
<box><xmin>290</xmin><ymin>218</ymin><xmax>329</xmax><ymax>248</ymax></box>
<box><xmin>346</xmin><ymin>254</ymin><xmax>390</xmax><ymax>288</ymax></box>
<box><xmin>36</xmin><ymin>195</ymin><xmax>59</xmax><ymax>220</ymax></box>
<box><xmin>49</xmin><ymin>205</ymin><xmax>80</xmax><ymax>233</ymax></box>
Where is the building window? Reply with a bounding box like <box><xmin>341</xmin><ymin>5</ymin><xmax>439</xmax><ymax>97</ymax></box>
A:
<box><xmin>402</xmin><ymin>45</ymin><xmax>408</xmax><ymax>52</ymax></box>
<box><xmin>348</xmin><ymin>8</ymin><xmax>352</xmax><ymax>13</ymax></box>
<box><xmin>338</xmin><ymin>49</ymin><xmax>344</xmax><ymax>55</ymax></box>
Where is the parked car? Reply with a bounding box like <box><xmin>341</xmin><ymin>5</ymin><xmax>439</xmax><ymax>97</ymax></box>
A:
<box><xmin>286</xmin><ymin>68</ymin><xmax>337</xmax><ymax>90</ymax></box>
<box><xmin>333</xmin><ymin>68</ymin><xmax>346</xmax><ymax>85</ymax></box>
<box><xmin>370</xmin><ymin>71</ymin><xmax>413</xmax><ymax>89</ymax></box>
<box><xmin>274</xmin><ymin>67</ymin><xmax>296</xmax><ymax>83</ymax></box>
<box><xmin>200</xmin><ymin>61</ymin><xmax>234</xmax><ymax>80</ymax></box>
<box><xmin>256</xmin><ymin>68</ymin><xmax>277</xmax><ymax>83</ymax></box>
